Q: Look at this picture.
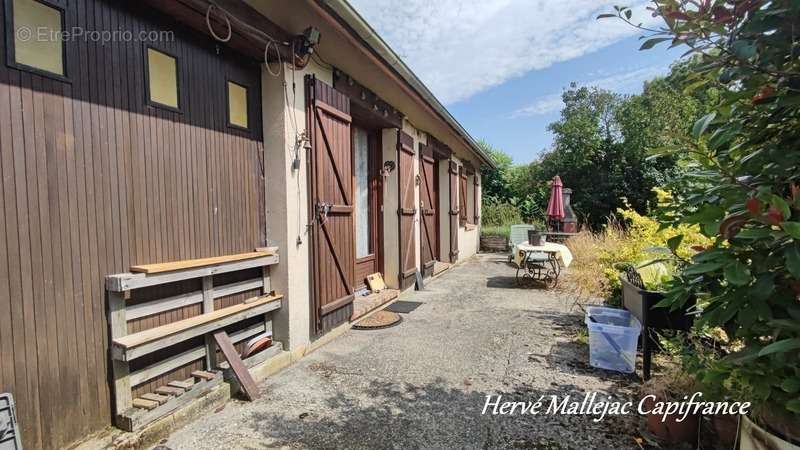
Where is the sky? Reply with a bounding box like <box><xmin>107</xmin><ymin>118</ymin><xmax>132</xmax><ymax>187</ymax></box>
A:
<box><xmin>348</xmin><ymin>0</ymin><xmax>684</xmax><ymax>164</ymax></box>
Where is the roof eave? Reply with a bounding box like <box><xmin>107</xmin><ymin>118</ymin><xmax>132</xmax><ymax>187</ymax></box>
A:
<box><xmin>317</xmin><ymin>0</ymin><xmax>496</xmax><ymax>170</ymax></box>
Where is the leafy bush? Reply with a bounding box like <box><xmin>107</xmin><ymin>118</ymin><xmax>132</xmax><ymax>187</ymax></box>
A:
<box><xmin>563</xmin><ymin>203</ymin><xmax>710</xmax><ymax>304</ymax></box>
<box><xmin>481</xmin><ymin>201</ymin><xmax>523</xmax><ymax>227</ymax></box>
<box><xmin>508</xmin><ymin>195</ymin><xmax>546</xmax><ymax>225</ymax></box>
<box><xmin>606</xmin><ymin>0</ymin><xmax>800</xmax><ymax>426</ymax></box>
<box><xmin>480</xmin><ymin>225</ymin><xmax>510</xmax><ymax>239</ymax></box>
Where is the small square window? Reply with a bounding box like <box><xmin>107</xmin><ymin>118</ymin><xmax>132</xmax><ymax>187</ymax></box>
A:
<box><xmin>146</xmin><ymin>47</ymin><xmax>179</xmax><ymax>110</ymax></box>
<box><xmin>227</xmin><ymin>81</ymin><xmax>248</xmax><ymax>129</ymax></box>
<box><xmin>10</xmin><ymin>0</ymin><xmax>65</xmax><ymax>77</ymax></box>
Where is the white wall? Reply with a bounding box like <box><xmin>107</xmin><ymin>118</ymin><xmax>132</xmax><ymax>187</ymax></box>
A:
<box><xmin>458</xmin><ymin>226</ymin><xmax>479</xmax><ymax>261</ymax></box>
<box><xmin>450</xmin><ymin>156</ymin><xmax>479</xmax><ymax>262</ymax></box>
<box><xmin>381</xmin><ymin>129</ymin><xmax>399</xmax><ymax>288</ymax></box>
<box><xmin>262</xmin><ymin>60</ymin><xmax>332</xmax><ymax>350</ymax></box>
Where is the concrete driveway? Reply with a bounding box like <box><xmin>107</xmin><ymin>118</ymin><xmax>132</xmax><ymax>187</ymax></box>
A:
<box><xmin>161</xmin><ymin>254</ymin><xmax>642</xmax><ymax>449</ymax></box>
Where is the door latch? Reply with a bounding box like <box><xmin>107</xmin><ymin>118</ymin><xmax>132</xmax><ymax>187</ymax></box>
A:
<box><xmin>315</xmin><ymin>201</ymin><xmax>332</xmax><ymax>225</ymax></box>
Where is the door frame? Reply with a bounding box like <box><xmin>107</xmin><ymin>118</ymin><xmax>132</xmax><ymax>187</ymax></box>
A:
<box><xmin>352</xmin><ymin>125</ymin><xmax>384</xmax><ymax>287</ymax></box>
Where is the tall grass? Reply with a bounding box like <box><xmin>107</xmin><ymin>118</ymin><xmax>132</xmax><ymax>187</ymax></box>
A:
<box><xmin>481</xmin><ymin>224</ymin><xmax>510</xmax><ymax>239</ymax></box>
<box><xmin>561</xmin><ymin>220</ymin><xmax>625</xmax><ymax>303</ymax></box>
<box><xmin>561</xmin><ymin>208</ymin><xmax>711</xmax><ymax>304</ymax></box>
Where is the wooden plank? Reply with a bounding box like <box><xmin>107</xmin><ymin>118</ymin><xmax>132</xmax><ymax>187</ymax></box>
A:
<box><xmin>129</xmin><ymin>251</ymin><xmax>274</xmax><ymax>274</ymax></box>
<box><xmin>112</xmin><ymin>294</ymin><xmax>282</xmax><ymax>361</ymax></box>
<box><xmin>108</xmin><ymin>292</ymin><xmax>132</xmax><ymax>416</ymax></box>
<box><xmin>219</xmin><ymin>341</ymin><xmax>283</xmax><ymax>373</ymax></box>
<box><xmin>117</xmin><ymin>376</ymin><xmax>223</xmax><ymax>432</ymax></box>
<box><xmin>106</xmin><ymin>254</ymin><xmax>279</xmax><ymax>291</ymax></box>
<box><xmin>126</xmin><ymin>289</ymin><xmax>202</xmax><ymax>320</ymax></box>
<box><xmin>128</xmin><ymin>321</ymin><xmax>265</xmax><ymax>386</ymax></box>
<box><xmin>129</xmin><ymin>346</ymin><xmax>205</xmax><ymax>387</ymax></box>
<box><xmin>140</xmin><ymin>393</ymin><xmax>169</xmax><ymax>405</ymax></box>
<box><xmin>154</xmin><ymin>386</ymin><xmax>184</xmax><ymax>397</ymax></box>
<box><xmin>201</xmin><ymin>276</ymin><xmax>215</xmax><ymax>369</ymax></box>
<box><xmin>167</xmin><ymin>380</ymin><xmax>193</xmax><ymax>391</ymax></box>
<box><xmin>191</xmin><ymin>370</ymin><xmax>216</xmax><ymax>381</ymax></box>
<box><xmin>261</xmin><ymin>266</ymin><xmax>271</xmax><ymax>294</ymax></box>
<box><xmin>125</xmin><ymin>277</ymin><xmax>264</xmax><ymax>320</ymax></box>
<box><xmin>214</xmin><ymin>331</ymin><xmax>260</xmax><ymax>401</ymax></box>
<box><xmin>214</xmin><ymin>278</ymin><xmax>264</xmax><ymax>299</ymax></box>
<box><xmin>132</xmin><ymin>398</ymin><xmax>159</xmax><ymax>410</ymax></box>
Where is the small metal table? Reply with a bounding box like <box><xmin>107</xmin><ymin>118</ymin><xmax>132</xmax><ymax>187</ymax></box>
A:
<box><xmin>516</xmin><ymin>249</ymin><xmax>560</xmax><ymax>288</ymax></box>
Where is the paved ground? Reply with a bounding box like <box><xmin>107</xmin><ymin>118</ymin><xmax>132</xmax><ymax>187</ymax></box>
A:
<box><xmin>161</xmin><ymin>254</ymin><xmax>642</xmax><ymax>449</ymax></box>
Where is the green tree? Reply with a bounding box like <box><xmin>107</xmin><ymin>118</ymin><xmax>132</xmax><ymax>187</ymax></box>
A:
<box><xmin>537</xmin><ymin>85</ymin><xmax>647</xmax><ymax>229</ymax></box>
<box><xmin>478</xmin><ymin>140</ymin><xmax>514</xmax><ymax>203</ymax></box>
<box><xmin>530</xmin><ymin>63</ymin><xmax>716</xmax><ymax>229</ymax></box>
<box><xmin>480</xmin><ymin>60</ymin><xmax>718</xmax><ymax>230</ymax></box>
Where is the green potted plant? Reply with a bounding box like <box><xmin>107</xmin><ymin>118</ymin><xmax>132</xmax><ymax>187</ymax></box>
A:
<box><xmin>603</xmin><ymin>1</ymin><xmax>800</xmax><ymax>447</ymax></box>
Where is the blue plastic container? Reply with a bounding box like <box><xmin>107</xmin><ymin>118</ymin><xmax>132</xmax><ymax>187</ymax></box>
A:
<box><xmin>585</xmin><ymin>306</ymin><xmax>641</xmax><ymax>373</ymax></box>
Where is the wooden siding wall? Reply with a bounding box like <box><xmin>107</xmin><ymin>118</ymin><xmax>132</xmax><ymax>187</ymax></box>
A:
<box><xmin>0</xmin><ymin>1</ymin><xmax>266</xmax><ymax>448</ymax></box>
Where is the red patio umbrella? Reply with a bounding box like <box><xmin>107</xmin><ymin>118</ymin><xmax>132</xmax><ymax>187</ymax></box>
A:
<box><xmin>547</xmin><ymin>176</ymin><xmax>565</xmax><ymax>223</ymax></box>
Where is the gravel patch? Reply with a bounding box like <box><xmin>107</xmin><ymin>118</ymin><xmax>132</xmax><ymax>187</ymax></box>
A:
<box><xmin>160</xmin><ymin>254</ymin><xmax>643</xmax><ymax>449</ymax></box>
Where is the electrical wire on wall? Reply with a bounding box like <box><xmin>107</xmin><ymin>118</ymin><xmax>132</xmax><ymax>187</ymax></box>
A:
<box><xmin>204</xmin><ymin>0</ymin><xmax>313</xmax><ymax>247</ymax></box>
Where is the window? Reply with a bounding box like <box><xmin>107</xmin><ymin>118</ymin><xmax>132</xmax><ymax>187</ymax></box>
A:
<box><xmin>354</xmin><ymin>127</ymin><xmax>371</xmax><ymax>258</ymax></box>
<box><xmin>146</xmin><ymin>47</ymin><xmax>179</xmax><ymax>110</ymax></box>
<box><xmin>227</xmin><ymin>81</ymin><xmax>249</xmax><ymax>129</ymax></box>
<box><xmin>8</xmin><ymin>0</ymin><xmax>66</xmax><ymax>78</ymax></box>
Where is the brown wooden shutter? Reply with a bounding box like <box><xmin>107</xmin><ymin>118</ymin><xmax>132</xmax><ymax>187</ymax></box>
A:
<box><xmin>474</xmin><ymin>175</ymin><xmax>480</xmax><ymax>222</ymax></box>
<box><xmin>397</xmin><ymin>131</ymin><xmax>417</xmax><ymax>289</ymax></box>
<box><xmin>459</xmin><ymin>167</ymin><xmax>468</xmax><ymax>225</ymax></box>
<box><xmin>419</xmin><ymin>143</ymin><xmax>437</xmax><ymax>277</ymax></box>
<box><xmin>306</xmin><ymin>75</ymin><xmax>355</xmax><ymax>334</ymax></box>
<box><xmin>448</xmin><ymin>161</ymin><xmax>460</xmax><ymax>262</ymax></box>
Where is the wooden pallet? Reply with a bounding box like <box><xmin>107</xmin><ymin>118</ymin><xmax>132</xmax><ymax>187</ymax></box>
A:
<box><xmin>106</xmin><ymin>250</ymin><xmax>281</xmax><ymax>432</ymax></box>
<box><xmin>119</xmin><ymin>371</ymin><xmax>223</xmax><ymax>432</ymax></box>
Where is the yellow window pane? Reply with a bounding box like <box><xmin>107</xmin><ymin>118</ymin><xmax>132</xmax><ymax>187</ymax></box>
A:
<box><xmin>13</xmin><ymin>0</ymin><xmax>64</xmax><ymax>76</ymax></box>
<box><xmin>147</xmin><ymin>48</ymin><xmax>179</xmax><ymax>109</ymax></box>
<box><xmin>228</xmin><ymin>81</ymin><xmax>248</xmax><ymax>128</ymax></box>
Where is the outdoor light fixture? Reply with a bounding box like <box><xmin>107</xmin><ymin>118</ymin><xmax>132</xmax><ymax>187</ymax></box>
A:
<box><xmin>295</xmin><ymin>26</ymin><xmax>321</xmax><ymax>56</ymax></box>
<box><xmin>381</xmin><ymin>160</ymin><xmax>396</xmax><ymax>177</ymax></box>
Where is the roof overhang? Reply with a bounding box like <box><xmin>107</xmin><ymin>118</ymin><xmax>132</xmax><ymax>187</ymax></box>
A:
<box><xmin>312</xmin><ymin>0</ymin><xmax>495</xmax><ymax>169</ymax></box>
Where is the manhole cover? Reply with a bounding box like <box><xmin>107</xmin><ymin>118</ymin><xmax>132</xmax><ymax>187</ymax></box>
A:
<box><xmin>352</xmin><ymin>310</ymin><xmax>403</xmax><ymax>330</ymax></box>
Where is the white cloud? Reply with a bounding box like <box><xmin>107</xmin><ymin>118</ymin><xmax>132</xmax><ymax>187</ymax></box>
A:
<box><xmin>509</xmin><ymin>61</ymin><xmax>672</xmax><ymax>118</ymax></box>
<box><xmin>348</xmin><ymin>0</ymin><xmax>660</xmax><ymax>104</ymax></box>
<box><xmin>588</xmin><ymin>63</ymin><xmax>672</xmax><ymax>91</ymax></box>
<box><xmin>510</xmin><ymin>93</ymin><xmax>564</xmax><ymax>117</ymax></box>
